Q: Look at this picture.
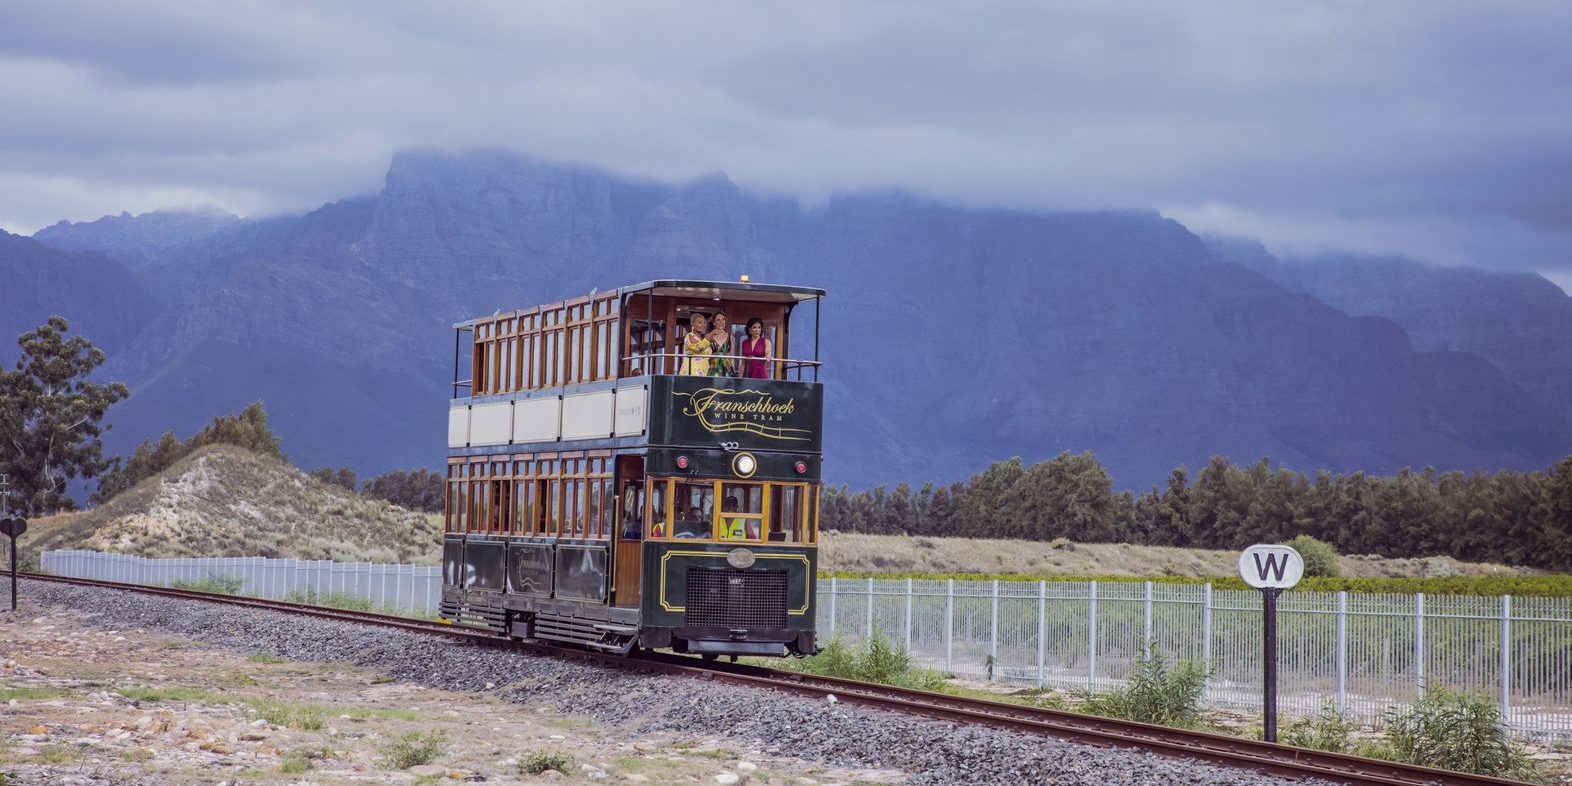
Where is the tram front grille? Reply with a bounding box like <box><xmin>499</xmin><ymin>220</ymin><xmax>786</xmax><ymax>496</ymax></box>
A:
<box><xmin>685</xmin><ymin>568</ymin><xmax>788</xmax><ymax>630</ymax></box>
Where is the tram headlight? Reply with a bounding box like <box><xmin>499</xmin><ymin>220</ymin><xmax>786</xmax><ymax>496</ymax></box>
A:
<box><xmin>732</xmin><ymin>452</ymin><xmax>757</xmax><ymax>478</ymax></box>
<box><xmin>676</xmin><ymin>455</ymin><xmax>690</xmax><ymax>470</ymax></box>
<box><xmin>794</xmin><ymin>460</ymin><xmax>808</xmax><ymax>475</ymax></box>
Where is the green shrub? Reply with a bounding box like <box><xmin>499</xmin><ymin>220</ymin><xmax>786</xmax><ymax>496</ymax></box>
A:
<box><xmin>1281</xmin><ymin>701</ymin><xmax>1356</xmax><ymax>752</ymax></box>
<box><xmin>1079</xmin><ymin>647</ymin><xmax>1208</xmax><ymax>728</ymax></box>
<box><xmin>169</xmin><ymin>572</ymin><xmax>245</xmax><ymax>595</ymax></box>
<box><xmin>376</xmin><ymin>731</ymin><xmax>446</xmax><ymax>770</ymax></box>
<box><xmin>284</xmin><ymin>587</ymin><xmax>375</xmax><ymax>611</ymax></box>
<box><xmin>1280</xmin><ymin>535</ymin><xmax>1341</xmax><ymax>578</ymax></box>
<box><xmin>1381</xmin><ymin>689</ymin><xmax>1538</xmax><ymax>780</ymax></box>
<box><xmin>518</xmin><ymin>749</ymin><xmax>576</xmax><ymax>775</ymax></box>
<box><xmin>787</xmin><ymin>634</ymin><xmax>947</xmax><ymax>691</ymax></box>
<box><xmin>247</xmin><ymin>699</ymin><xmax>325</xmax><ymax>731</ymax></box>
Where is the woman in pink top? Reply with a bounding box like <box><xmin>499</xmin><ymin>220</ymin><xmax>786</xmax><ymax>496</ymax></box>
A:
<box><xmin>740</xmin><ymin>317</ymin><xmax>773</xmax><ymax>379</ymax></box>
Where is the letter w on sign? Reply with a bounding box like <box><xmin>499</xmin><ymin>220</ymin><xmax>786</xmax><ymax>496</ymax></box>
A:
<box><xmin>1237</xmin><ymin>544</ymin><xmax>1304</xmax><ymax>590</ymax></box>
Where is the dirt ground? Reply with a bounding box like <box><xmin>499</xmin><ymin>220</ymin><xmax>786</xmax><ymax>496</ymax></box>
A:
<box><xmin>0</xmin><ymin>606</ymin><xmax>900</xmax><ymax>785</ymax></box>
<box><xmin>818</xmin><ymin>532</ymin><xmax>1539</xmax><ymax>578</ymax></box>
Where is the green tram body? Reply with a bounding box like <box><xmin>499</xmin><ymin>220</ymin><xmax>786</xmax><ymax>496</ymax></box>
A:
<box><xmin>439</xmin><ymin>280</ymin><xmax>824</xmax><ymax>657</ymax></box>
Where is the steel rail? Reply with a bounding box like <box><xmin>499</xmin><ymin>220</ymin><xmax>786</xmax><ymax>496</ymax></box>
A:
<box><xmin>16</xmin><ymin>571</ymin><xmax>1533</xmax><ymax>786</ymax></box>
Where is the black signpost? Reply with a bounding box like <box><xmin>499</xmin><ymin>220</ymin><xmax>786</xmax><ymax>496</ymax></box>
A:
<box><xmin>1</xmin><ymin>473</ymin><xmax>22</xmax><ymax>611</ymax></box>
<box><xmin>0</xmin><ymin>515</ymin><xmax>23</xmax><ymax>611</ymax></box>
<box><xmin>1238</xmin><ymin>544</ymin><xmax>1304</xmax><ymax>744</ymax></box>
<box><xmin>1261</xmin><ymin>586</ymin><xmax>1282</xmax><ymax>741</ymax></box>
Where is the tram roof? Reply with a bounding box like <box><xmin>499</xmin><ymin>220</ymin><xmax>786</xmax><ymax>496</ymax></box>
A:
<box><xmin>619</xmin><ymin>279</ymin><xmax>826</xmax><ymax>303</ymax></box>
<box><xmin>454</xmin><ymin>279</ymin><xmax>825</xmax><ymax>329</ymax></box>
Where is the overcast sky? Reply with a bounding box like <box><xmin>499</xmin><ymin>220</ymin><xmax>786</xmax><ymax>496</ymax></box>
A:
<box><xmin>3</xmin><ymin>1</ymin><xmax>1570</xmax><ymax>289</ymax></box>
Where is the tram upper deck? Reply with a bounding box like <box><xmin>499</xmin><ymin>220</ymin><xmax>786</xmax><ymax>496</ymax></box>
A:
<box><xmin>447</xmin><ymin>279</ymin><xmax>825</xmax><ymax>464</ymax></box>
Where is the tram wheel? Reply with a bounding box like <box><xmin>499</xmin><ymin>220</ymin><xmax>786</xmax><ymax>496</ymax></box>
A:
<box><xmin>701</xmin><ymin>653</ymin><xmax>719</xmax><ymax>662</ymax></box>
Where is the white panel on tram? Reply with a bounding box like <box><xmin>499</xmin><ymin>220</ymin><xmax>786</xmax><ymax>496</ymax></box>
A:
<box><xmin>469</xmin><ymin>401</ymin><xmax>513</xmax><ymax>446</ymax></box>
<box><xmin>514</xmin><ymin>396</ymin><xmax>561</xmax><ymax>443</ymax></box>
<box><xmin>614</xmin><ymin>386</ymin><xmax>647</xmax><ymax>437</ymax></box>
<box><xmin>561</xmin><ymin>390</ymin><xmax>615</xmax><ymax>440</ymax></box>
<box><xmin>446</xmin><ymin>406</ymin><xmax>470</xmax><ymax>448</ymax></box>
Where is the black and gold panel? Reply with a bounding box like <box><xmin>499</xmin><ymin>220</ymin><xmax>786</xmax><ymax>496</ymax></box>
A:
<box><xmin>442</xmin><ymin>537</ymin><xmax>464</xmax><ymax>587</ymax></box>
<box><xmin>649</xmin><ymin>376</ymin><xmax>823</xmax><ymax>453</ymax></box>
<box><xmin>554</xmin><ymin>544</ymin><xmax>609</xmax><ymax>602</ymax></box>
<box><xmin>463</xmin><ymin>538</ymin><xmax>506</xmax><ymax>592</ymax></box>
<box><xmin>640</xmin><ymin>541</ymin><xmax>816</xmax><ymax>629</ymax></box>
<box><xmin>507</xmin><ymin>541</ymin><xmax>552</xmax><ymax>597</ymax></box>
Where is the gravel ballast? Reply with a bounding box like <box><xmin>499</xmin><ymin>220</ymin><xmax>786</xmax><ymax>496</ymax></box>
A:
<box><xmin>17</xmin><ymin>580</ymin><xmax>1336</xmax><ymax>786</ymax></box>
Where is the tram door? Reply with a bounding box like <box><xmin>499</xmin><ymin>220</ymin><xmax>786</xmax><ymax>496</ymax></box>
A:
<box><xmin>612</xmin><ymin>456</ymin><xmax>644</xmax><ymax>608</ymax></box>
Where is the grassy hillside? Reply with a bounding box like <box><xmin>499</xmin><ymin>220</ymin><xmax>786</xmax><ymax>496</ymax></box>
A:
<box><xmin>819</xmin><ymin>532</ymin><xmax>1537</xmax><ymax>580</ymax></box>
<box><xmin>21</xmin><ymin>445</ymin><xmax>441</xmax><ymax>565</ymax></box>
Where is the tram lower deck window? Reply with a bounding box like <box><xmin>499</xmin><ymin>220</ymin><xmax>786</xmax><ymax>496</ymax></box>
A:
<box><xmin>647</xmin><ymin>477</ymin><xmax>818</xmax><ymax>544</ymax></box>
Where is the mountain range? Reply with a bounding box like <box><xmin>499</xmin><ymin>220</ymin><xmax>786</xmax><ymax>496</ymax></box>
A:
<box><xmin>4</xmin><ymin>148</ymin><xmax>1569</xmax><ymax>490</ymax></box>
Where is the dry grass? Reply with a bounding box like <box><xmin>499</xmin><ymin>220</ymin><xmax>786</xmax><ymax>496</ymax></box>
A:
<box><xmin>23</xmin><ymin>445</ymin><xmax>441</xmax><ymax>565</ymax></box>
<box><xmin>819</xmin><ymin>532</ymin><xmax>1537</xmax><ymax>579</ymax></box>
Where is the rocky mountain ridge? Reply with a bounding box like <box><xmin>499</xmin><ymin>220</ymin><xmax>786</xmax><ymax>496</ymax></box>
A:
<box><xmin>11</xmin><ymin>149</ymin><xmax>1571</xmax><ymax>490</ymax></box>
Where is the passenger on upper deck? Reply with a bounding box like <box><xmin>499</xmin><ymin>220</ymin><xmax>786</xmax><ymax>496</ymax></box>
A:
<box><xmin>708</xmin><ymin>312</ymin><xmax>735</xmax><ymax>377</ymax></box>
<box><xmin>740</xmin><ymin>318</ymin><xmax>773</xmax><ymax>380</ymax></box>
<box><xmin>681</xmin><ymin>313</ymin><xmax>714</xmax><ymax>376</ymax></box>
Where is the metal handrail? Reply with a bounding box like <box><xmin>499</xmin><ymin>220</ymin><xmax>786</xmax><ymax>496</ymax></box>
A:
<box><xmin>629</xmin><ymin>351</ymin><xmax>822</xmax><ymax>368</ymax></box>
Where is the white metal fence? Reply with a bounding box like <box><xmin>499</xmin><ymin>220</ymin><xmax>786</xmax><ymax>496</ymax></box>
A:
<box><xmin>815</xmin><ymin>577</ymin><xmax>1572</xmax><ymax>741</ymax></box>
<box><xmin>40</xmin><ymin>550</ymin><xmax>441</xmax><ymax>616</ymax></box>
<box><xmin>40</xmin><ymin>550</ymin><xmax>1572</xmax><ymax>740</ymax></box>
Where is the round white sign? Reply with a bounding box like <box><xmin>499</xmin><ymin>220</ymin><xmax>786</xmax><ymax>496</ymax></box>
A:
<box><xmin>1238</xmin><ymin>544</ymin><xmax>1304</xmax><ymax>590</ymax></box>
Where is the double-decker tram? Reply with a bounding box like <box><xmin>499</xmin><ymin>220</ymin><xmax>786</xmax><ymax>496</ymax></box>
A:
<box><xmin>440</xmin><ymin>279</ymin><xmax>824</xmax><ymax>657</ymax></box>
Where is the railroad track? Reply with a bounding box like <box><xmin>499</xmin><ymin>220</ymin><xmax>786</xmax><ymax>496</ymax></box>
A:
<box><xmin>16</xmin><ymin>571</ymin><xmax>1532</xmax><ymax>786</ymax></box>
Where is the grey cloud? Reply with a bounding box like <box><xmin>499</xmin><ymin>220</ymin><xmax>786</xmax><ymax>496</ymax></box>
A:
<box><xmin>1</xmin><ymin>0</ymin><xmax>1569</xmax><ymax>279</ymax></box>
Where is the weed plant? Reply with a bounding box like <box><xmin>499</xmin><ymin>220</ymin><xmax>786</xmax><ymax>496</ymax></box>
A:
<box><xmin>284</xmin><ymin>587</ymin><xmax>375</xmax><ymax>611</ymax></box>
<box><xmin>784</xmin><ymin>634</ymin><xmax>948</xmax><ymax>691</ymax></box>
<box><xmin>1381</xmin><ymin>689</ymin><xmax>1540</xmax><ymax>781</ymax></box>
<box><xmin>1280</xmin><ymin>701</ymin><xmax>1358</xmax><ymax>753</ymax></box>
<box><xmin>248</xmin><ymin>699</ymin><xmax>325</xmax><ymax>730</ymax></box>
<box><xmin>518</xmin><ymin>749</ymin><xmax>576</xmax><ymax>775</ymax></box>
<box><xmin>169</xmin><ymin>572</ymin><xmax>244</xmax><ymax>595</ymax></box>
<box><xmin>1078</xmin><ymin>646</ymin><xmax>1208</xmax><ymax>728</ymax></box>
<box><xmin>377</xmin><ymin>731</ymin><xmax>447</xmax><ymax>770</ymax></box>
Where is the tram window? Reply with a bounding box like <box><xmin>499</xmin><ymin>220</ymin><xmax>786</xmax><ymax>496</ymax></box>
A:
<box><xmin>673</xmin><ymin>481</ymin><xmax>713</xmax><ymax>539</ymax></box>
<box><xmin>770</xmin><ymin>485</ymin><xmax>804</xmax><ymax>543</ymax></box>
<box><xmin>719</xmin><ymin>483</ymin><xmax>764</xmax><ymax>541</ymax></box>
<box><xmin>621</xmin><ymin>486</ymin><xmax>642</xmax><ymax>540</ymax></box>
<box><xmin>647</xmin><ymin>480</ymin><xmax>667</xmax><ymax>539</ymax></box>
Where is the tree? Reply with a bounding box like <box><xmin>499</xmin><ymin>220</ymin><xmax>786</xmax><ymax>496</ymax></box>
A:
<box><xmin>92</xmin><ymin>403</ymin><xmax>286</xmax><ymax>505</ymax></box>
<box><xmin>309</xmin><ymin>465</ymin><xmax>358</xmax><ymax>492</ymax></box>
<box><xmin>0</xmin><ymin>317</ymin><xmax>129</xmax><ymax>514</ymax></box>
<box><xmin>189</xmin><ymin>402</ymin><xmax>283</xmax><ymax>459</ymax></box>
<box><xmin>361</xmin><ymin>468</ymin><xmax>446</xmax><ymax>512</ymax></box>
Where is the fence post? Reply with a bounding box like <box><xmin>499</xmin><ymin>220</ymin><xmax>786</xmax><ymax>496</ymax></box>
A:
<box><xmin>1143</xmin><ymin>580</ymin><xmax>1153</xmax><ymax>654</ymax></box>
<box><xmin>1202</xmin><ymin>583</ymin><xmax>1213</xmax><ymax>701</ymax></box>
<box><xmin>827</xmin><ymin>577</ymin><xmax>837</xmax><ymax>637</ymax></box>
<box><xmin>1337</xmin><ymin>591</ymin><xmax>1348</xmax><ymax>714</ymax></box>
<box><xmin>866</xmin><ymin>577</ymin><xmax>874</xmax><ymax>640</ymax></box>
<box><xmin>989</xmin><ymin>579</ymin><xmax>1000</xmax><ymax>668</ymax></box>
<box><xmin>903</xmin><ymin>578</ymin><xmax>913</xmax><ymax>654</ymax></box>
<box><xmin>1501</xmin><ymin>595</ymin><xmax>1512</xmax><ymax>727</ymax></box>
<box><xmin>1088</xmin><ymin>580</ymin><xmax>1098</xmax><ymax>690</ymax></box>
<box><xmin>1415</xmin><ymin>592</ymin><xmax>1426</xmax><ymax>698</ymax></box>
<box><xmin>1037</xmin><ymin>580</ymin><xmax>1047</xmax><ymax>687</ymax></box>
<box><xmin>945</xmin><ymin>578</ymin><xmax>954</xmax><ymax>674</ymax></box>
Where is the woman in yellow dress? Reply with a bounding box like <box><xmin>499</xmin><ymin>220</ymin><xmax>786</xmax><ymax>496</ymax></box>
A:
<box><xmin>680</xmin><ymin>312</ymin><xmax>714</xmax><ymax>375</ymax></box>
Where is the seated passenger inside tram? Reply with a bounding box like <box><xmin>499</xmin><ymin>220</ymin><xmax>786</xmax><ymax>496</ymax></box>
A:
<box><xmin>672</xmin><ymin>481</ymin><xmax>712</xmax><ymax>538</ymax></box>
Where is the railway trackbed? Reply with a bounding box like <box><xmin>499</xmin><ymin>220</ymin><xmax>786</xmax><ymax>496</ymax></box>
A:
<box><xmin>15</xmin><ymin>571</ymin><xmax>1532</xmax><ymax>786</ymax></box>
